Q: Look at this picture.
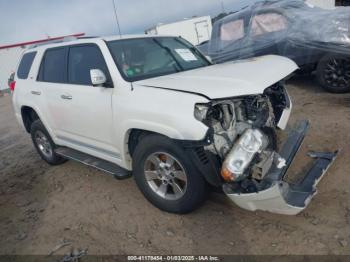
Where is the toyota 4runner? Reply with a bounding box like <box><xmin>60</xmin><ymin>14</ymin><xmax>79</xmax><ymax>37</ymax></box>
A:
<box><xmin>12</xmin><ymin>35</ymin><xmax>337</xmax><ymax>214</ymax></box>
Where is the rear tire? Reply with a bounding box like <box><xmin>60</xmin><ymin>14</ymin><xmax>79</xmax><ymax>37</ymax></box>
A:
<box><xmin>316</xmin><ymin>54</ymin><xmax>350</xmax><ymax>93</ymax></box>
<box><xmin>132</xmin><ymin>134</ymin><xmax>208</xmax><ymax>214</ymax></box>
<box><xmin>30</xmin><ymin>120</ymin><xmax>67</xmax><ymax>165</ymax></box>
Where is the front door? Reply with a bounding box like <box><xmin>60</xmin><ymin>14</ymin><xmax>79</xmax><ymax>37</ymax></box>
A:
<box><xmin>40</xmin><ymin>44</ymin><xmax>118</xmax><ymax>158</ymax></box>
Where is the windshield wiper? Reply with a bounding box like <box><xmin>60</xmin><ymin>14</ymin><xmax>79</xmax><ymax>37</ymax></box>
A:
<box><xmin>153</xmin><ymin>39</ymin><xmax>184</xmax><ymax>72</ymax></box>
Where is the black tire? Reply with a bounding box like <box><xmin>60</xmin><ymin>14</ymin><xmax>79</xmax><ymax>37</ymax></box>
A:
<box><xmin>132</xmin><ymin>134</ymin><xmax>208</xmax><ymax>214</ymax></box>
<box><xmin>30</xmin><ymin>120</ymin><xmax>67</xmax><ymax>165</ymax></box>
<box><xmin>316</xmin><ymin>54</ymin><xmax>350</xmax><ymax>93</ymax></box>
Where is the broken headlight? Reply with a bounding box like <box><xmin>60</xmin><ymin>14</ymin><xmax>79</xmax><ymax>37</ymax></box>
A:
<box><xmin>194</xmin><ymin>104</ymin><xmax>209</xmax><ymax>122</ymax></box>
<box><xmin>221</xmin><ymin>129</ymin><xmax>267</xmax><ymax>182</ymax></box>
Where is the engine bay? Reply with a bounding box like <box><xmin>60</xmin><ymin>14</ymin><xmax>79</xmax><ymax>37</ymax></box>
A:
<box><xmin>194</xmin><ymin>83</ymin><xmax>290</xmax><ymax>191</ymax></box>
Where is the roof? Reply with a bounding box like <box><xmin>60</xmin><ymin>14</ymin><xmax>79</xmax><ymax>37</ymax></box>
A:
<box><xmin>0</xmin><ymin>33</ymin><xmax>85</xmax><ymax>50</ymax></box>
<box><xmin>23</xmin><ymin>34</ymin><xmax>178</xmax><ymax>52</ymax></box>
<box><xmin>102</xmin><ymin>34</ymin><xmax>168</xmax><ymax>41</ymax></box>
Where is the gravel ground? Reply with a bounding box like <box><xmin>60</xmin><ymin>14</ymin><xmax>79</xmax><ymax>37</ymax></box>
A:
<box><xmin>0</xmin><ymin>77</ymin><xmax>349</xmax><ymax>256</ymax></box>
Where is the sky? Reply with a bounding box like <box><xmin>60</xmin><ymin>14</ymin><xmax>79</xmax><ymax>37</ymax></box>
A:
<box><xmin>0</xmin><ymin>0</ymin><xmax>260</xmax><ymax>46</ymax></box>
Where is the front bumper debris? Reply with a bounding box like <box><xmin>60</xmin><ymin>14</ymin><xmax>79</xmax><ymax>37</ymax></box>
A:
<box><xmin>223</xmin><ymin>120</ymin><xmax>338</xmax><ymax>215</ymax></box>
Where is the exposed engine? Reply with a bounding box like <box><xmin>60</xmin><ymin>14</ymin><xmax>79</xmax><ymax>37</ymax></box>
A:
<box><xmin>203</xmin><ymin>95</ymin><xmax>275</xmax><ymax>157</ymax></box>
<box><xmin>194</xmin><ymin>84</ymin><xmax>288</xmax><ymax>185</ymax></box>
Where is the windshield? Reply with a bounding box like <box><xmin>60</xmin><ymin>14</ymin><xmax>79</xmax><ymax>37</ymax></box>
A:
<box><xmin>107</xmin><ymin>37</ymin><xmax>210</xmax><ymax>82</ymax></box>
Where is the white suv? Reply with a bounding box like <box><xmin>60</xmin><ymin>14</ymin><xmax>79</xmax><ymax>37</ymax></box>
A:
<box><xmin>12</xmin><ymin>35</ymin><xmax>337</xmax><ymax>214</ymax></box>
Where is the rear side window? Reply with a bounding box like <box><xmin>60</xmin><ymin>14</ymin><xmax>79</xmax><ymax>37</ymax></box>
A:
<box><xmin>39</xmin><ymin>48</ymin><xmax>66</xmax><ymax>83</ymax></box>
<box><xmin>17</xmin><ymin>52</ymin><xmax>37</xmax><ymax>79</ymax></box>
<box><xmin>251</xmin><ymin>13</ymin><xmax>287</xmax><ymax>36</ymax></box>
<box><xmin>220</xmin><ymin>19</ymin><xmax>245</xmax><ymax>43</ymax></box>
<box><xmin>68</xmin><ymin>45</ymin><xmax>110</xmax><ymax>85</ymax></box>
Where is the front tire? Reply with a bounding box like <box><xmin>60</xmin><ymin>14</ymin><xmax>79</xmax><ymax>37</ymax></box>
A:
<box><xmin>30</xmin><ymin>120</ymin><xmax>67</xmax><ymax>165</ymax></box>
<box><xmin>132</xmin><ymin>134</ymin><xmax>208</xmax><ymax>214</ymax></box>
<box><xmin>316</xmin><ymin>54</ymin><xmax>350</xmax><ymax>93</ymax></box>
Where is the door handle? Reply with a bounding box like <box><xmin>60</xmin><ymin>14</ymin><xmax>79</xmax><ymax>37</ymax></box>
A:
<box><xmin>31</xmin><ymin>91</ymin><xmax>41</xmax><ymax>96</ymax></box>
<box><xmin>61</xmin><ymin>94</ymin><xmax>72</xmax><ymax>100</ymax></box>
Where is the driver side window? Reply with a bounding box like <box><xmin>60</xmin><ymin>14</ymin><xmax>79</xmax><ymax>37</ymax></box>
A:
<box><xmin>68</xmin><ymin>45</ymin><xmax>110</xmax><ymax>86</ymax></box>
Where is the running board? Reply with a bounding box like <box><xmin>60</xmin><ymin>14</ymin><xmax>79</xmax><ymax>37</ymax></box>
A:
<box><xmin>55</xmin><ymin>147</ymin><xmax>131</xmax><ymax>180</ymax></box>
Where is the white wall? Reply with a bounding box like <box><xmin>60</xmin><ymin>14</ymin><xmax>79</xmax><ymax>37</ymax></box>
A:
<box><xmin>0</xmin><ymin>47</ymin><xmax>25</xmax><ymax>90</ymax></box>
<box><xmin>307</xmin><ymin>0</ymin><xmax>336</xmax><ymax>9</ymax></box>
<box><xmin>146</xmin><ymin>16</ymin><xmax>212</xmax><ymax>45</ymax></box>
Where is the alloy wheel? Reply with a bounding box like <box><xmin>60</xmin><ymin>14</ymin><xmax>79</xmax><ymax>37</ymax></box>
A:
<box><xmin>144</xmin><ymin>152</ymin><xmax>188</xmax><ymax>200</ymax></box>
<box><xmin>34</xmin><ymin>130</ymin><xmax>53</xmax><ymax>159</ymax></box>
<box><xmin>324</xmin><ymin>57</ymin><xmax>350</xmax><ymax>89</ymax></box>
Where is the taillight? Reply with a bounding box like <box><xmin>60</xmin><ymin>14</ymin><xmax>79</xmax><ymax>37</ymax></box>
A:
<box><xmin>9</xmin><ymin>81</ymin><xmax>16</xmax><ymax>92</ymax></box>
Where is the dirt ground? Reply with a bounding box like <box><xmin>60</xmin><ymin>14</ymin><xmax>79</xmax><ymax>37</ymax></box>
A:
<box><xmin>0</xmin><ymin>77</ymin><xmax>350</xmax><ymax>256</ymax></box>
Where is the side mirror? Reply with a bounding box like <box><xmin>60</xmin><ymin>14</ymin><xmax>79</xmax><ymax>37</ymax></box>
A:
<box><xmin>90</xmin><ymin>69</ymin><xmax>107</xmax><ymax>86</ymax></box>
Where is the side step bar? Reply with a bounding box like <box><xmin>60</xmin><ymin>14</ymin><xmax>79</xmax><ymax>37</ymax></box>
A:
<box><xmin>55</xmin><ymin>147</ymin><xmax>132</xmax><ymax>180</ymax></box>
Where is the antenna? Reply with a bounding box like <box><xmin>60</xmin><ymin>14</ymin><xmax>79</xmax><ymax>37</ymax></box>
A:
<box><xmin>112</xmin><ymin>0</ymin><xmax>123</xmax><ymax>37</ymax></box>
<box><xmin>220</xmin><ymin>0</ymin><xmax>226</xmax><ymax>13</ymax></box>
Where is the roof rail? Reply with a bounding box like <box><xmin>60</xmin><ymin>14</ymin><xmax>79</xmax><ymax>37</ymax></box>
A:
<box><xmin>27</xmin><ymin>36</ymin><xmax>76</xmax><ymax>49</ymax></box>
<box><xmin>26</xmin><ymin>33</ymin><xmax>85</xmax><ymax>49</ymax></box>
<box><xmin>78</xmin><ymin>36</ymin><xmax>98</xmax><ymax>39</ymax></box>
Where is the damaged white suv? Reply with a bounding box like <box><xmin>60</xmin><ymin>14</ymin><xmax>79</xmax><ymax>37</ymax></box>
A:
<box><xmin>12</xmin><ymin>35</ymin><xmax>337</xmax><ymax>214</ymax></box>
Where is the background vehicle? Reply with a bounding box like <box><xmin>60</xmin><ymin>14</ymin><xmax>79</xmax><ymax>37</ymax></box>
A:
<box><xmin>12</xmin><ymin>35</ymin><xmax>337</xmax><ymax>215</ymax></box>
<box><xmin>199</xmin><ymin>0</ymin><xmax>350</xmax><ymax>93</ymax></box>
<box><xmin>8</xmin><ymin>72</ymin><xmax>15</xmax><ymax>91</ymax></box>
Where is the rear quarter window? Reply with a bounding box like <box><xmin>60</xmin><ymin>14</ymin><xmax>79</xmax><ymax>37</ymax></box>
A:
<box><xmin>17</xmin><ymin>52</ymin><xmax>37</xmax><ymax>79</ymax></box>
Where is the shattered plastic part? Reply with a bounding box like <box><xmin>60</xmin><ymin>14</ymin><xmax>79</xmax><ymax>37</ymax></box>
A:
<box><xmin>223</xmin><ymin>182</ymin><xmax>304</xmax><ymax>215</ymax></box>
<box><xmin>223</xmin><ymin>120</ymin><xmax>338</xmax><ymax>215</ymax></box>
<box><xmin>206</xmin><ymin>0</ymin><xmax>350</xmax><ymax>63</ymax></box>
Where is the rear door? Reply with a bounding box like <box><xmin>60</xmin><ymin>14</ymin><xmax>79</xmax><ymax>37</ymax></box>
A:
<box><xmin>39</xmin><ymin>44</ymin><xmax>118</xmax><ymax>159</ymax></box>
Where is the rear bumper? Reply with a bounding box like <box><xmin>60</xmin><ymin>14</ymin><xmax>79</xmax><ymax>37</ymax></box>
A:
<box><xmin>223</xmin><ymin>120</ymin><xmax>338</xmax><ymax>215</ymax></box>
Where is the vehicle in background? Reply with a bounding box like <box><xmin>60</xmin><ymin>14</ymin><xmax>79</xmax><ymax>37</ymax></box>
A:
<box><xmin>199</xmin><ymin>0</ymin><xmax>350</xmax><ymax>93</ymax></box>
<box><xmin>8</xmin><ymin>72</ymin><xmax>15</xmax><ymax>91</ymax></box>
<box><xmin>11</xmin><ymin>35</ymin><xmax>337</xmax><ymax>215</ymax></box>
<box><xmin>336</xmin><ymin>0</ymin><xmax>350</xmax><ymax>6</ymax></box>
<box><xmin>146</xmin><ymin>16</ymin><xmax>212</xmax><ymax>46</ymax></box>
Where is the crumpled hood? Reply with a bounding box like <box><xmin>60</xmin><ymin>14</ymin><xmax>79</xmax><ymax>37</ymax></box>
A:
<box><xmin>134</xmin><ymin>55</ymin><xmax>298</xmax><ymax>99</ymax></box>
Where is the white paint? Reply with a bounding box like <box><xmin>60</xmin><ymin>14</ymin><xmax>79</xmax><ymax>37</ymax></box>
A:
<box><xmin>145</xmin><ymin>16</ymin><xmax>212</xmax><ymax>45</ymax></box>
<box><xmin>0</xmin><ymin>47</ymin><xmax>24</xmax><ymax>90</ymax></box>
<box><xmin>224</xmin><ymin>182</ymin><xmax>305</xmax><ymax>215</ymax></box>
<box><xmin>277</xmin><ymin>89</ymin><xmax>292</xmax><ymax>130</ymax></box>
<box><xmin>135</xmin><ymin>55</ymin><xmax>298</xmax><ymax>99</ymax></box>
<box><xmin>12</xmin><ymin>36</ymin><xmax>296</xmax><ymax>171</ymax></box>
<box><xmin>224</xmin><ymin>152</ymin><xmax>336</xmax><ymax>215</ymax></box>
<box><xmin>306</xmin><ymin>0</ymin><xmax>335</xmax><ymax>9</ymax></box>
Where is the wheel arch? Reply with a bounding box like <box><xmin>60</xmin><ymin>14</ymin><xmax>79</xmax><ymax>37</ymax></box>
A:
<box><xmin>21</xmin><ymin>106</ymin><xmax>40</xmax><ymax>133</ymax></box>
<box><xmin>126</xmin><ymin>128</ymin><xmax>156</xmax><ymax>158</ymax></box>
<box><xmin>123</xmin><ymin>127</ymin><xmax>222</xmax><ymax>188</ymax></box>
<box><xmin>20</xmin><ymin>105</ymin><xmax>55</xmax><ymax>142</ymax></box>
